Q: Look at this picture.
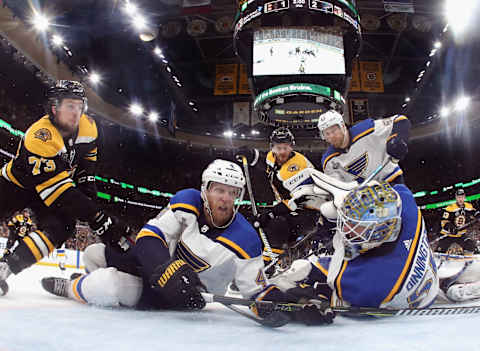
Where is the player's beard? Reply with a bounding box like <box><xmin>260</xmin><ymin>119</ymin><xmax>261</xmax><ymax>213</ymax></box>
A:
<box><xmin>54</xmin><ymin>113</ymin><xmax>80</xmax><ymax>137</ymax></box>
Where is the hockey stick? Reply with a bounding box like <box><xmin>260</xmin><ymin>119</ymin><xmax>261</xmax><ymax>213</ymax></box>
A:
<box><xmin>202</xmin><ymin>293</ymin><xmax>290</xmax><ymax>328</ymax></box>
<box><xmin>202</xmin><ymin>292</ymin><xmax>480</xmax><ymax>318</ymax></box>
<box><xmin>236</xmin><ymin>155</ymin><xmax>275</xmax><ymax>261</ymax></box>
<box><xmin>435</xmin><ymin>252</ymin><xmax>480</xmax><ymax>261</ymax></box>
<box><xmin>359</xmin><ymin>157</ymin><xmax>393</xmax><ymax>187</ymax></box>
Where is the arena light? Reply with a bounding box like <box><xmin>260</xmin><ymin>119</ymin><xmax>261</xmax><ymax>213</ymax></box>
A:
<box><xmin>440</xmin><ymin>107</ymin><xmax>450</xmax><ymax>117</ymax></box>
<box><xmin>188</xmin><ymin>101</ymin><xmax>195</xmax><ymax>106</ymax></box>
<box><xmin>223</xmin><ymin>130</ymin><xmax>233</xmax><ymax>138</ymax></box>
<box><xmin>148</xmin><ymin>112</ymin><xmax>159</xmax><ymax>122</ymax></box>
<box><xmin>32</xmin><ymin>12</ymin><xmax>50</xmax><ymax>32</ymax></box>
<box><xmin>131</xmin><ymin>14</ymin><xmax>147</xmax><ymax>31</ymax></box>
<box><xmin>426</xmin><ymin>61</ymin><xmax>431</xmax><ymax>67</ymax></box>
<box><xmin>129</xmin><ymin>103</ymin><xmax>143</xmax><ymax>116</ymax></box>
<box><xmin>429</xmin><ymin>49</ymin><xmax>437</xmax><ymax>57</ymax></box>
<box><xmin>51</xmin><ymin>34</ymin><xmax>64</xmax><ymax>46</ymax></box>
<box><xmin>153</xmin><ymin>47</ymin><xmax>164</xmax><ymax>58</ymax></box>
<box><xmin>455</xmin><ymin>96</ymin><xmax>470</xmax><ymax>111</ymax></box>
<box><xmin>405</xmin><ymin>97</ymin><xmax>410</xmax><ymax>102</ymax></box>
<box><xmin>434</xmin><ymin>41</ymin><xmax>442</xmax><ymax>49</ymax></box>
<box><xmin>89</xmin><ymin>72</ymin><xmax>101</xmax><ymax>85</ymax></box>
<box><xmin>123</xmin><ymin>1</ymin><xmax>138</xmax><ymax>15</ymax></box>
<box><xmin>445</xmin><ymin>0</ymin><xmax>477</xmax><ymax>36</ymax></box>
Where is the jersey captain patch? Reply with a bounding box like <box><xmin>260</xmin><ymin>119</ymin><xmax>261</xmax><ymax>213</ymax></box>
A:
<box><xmin>345</xmin><ymin>152</ymin><xmax>368</xmax><ymax>179</ymax></box>
<box><xmin>34</xmin><ymin>128</ymin><xmax>52</xmax><ymax>142</ymax></box>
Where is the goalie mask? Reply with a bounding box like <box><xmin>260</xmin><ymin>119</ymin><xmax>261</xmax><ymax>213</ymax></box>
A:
<box><xmin>338</xmin><ymin>182</ymin><xmax>402</xmax><ymax>260</ymax></box>
<box><xmin>201</xmin><ymin>159</ymin><xmax>246</xmax><ymax>228</ymax></box>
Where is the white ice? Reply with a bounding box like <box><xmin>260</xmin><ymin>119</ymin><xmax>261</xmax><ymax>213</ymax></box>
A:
<box><xmin>1</xmin><ymin>264</ymin><xmax>480</xmax><ymax>351</ymax></box>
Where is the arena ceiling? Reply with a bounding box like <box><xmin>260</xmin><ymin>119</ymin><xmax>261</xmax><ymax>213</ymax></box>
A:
<box><xmin>1</xmin><ymin>0</ymin><xmax>479</xmax><ymax>139</ymax></box>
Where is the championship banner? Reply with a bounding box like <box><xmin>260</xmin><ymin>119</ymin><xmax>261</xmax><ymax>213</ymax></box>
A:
<box><xmin>349</xmin><ymin>98</ymin><xmax>369</xmax><ymax>124</ymax></box>
<box><xmin>359</xmin><ymin>61</ymin><xmax>384</xmax><ymax>93</ymax></box>
<box><xmin>348</xmin><ymin>59</ymin><xmax>361</xmax><ymax>92</ymax></box>
<box><xmin>238</xmin><ymin>64</ymin><xmax>252</xmax><ymax>95</ymax></box>
<box><xmin>214</xmin><ymin>64</ymin><xmax>238</xmax><ymax>95</ymax></box>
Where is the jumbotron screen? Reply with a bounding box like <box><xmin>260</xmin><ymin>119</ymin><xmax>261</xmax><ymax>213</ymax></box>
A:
<box><xmin>253</xmin><ymin>28</ymin><xmax>345</xmax><ymax>76</ymax></box>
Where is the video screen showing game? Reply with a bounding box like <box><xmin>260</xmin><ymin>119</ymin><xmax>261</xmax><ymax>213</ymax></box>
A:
<box><xmin>253</xmin><ymin>27</ymin><xmax>345</xmax><ymax>76</ymax></box>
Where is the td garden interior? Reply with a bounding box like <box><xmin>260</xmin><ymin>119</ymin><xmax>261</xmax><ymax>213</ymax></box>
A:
<box><xmin>0</xmin><ymin>0</ymin><xmax>479</xmax><ymax>235</ymax></box>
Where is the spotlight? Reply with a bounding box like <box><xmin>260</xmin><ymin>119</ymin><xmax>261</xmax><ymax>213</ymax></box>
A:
<box><xmin>445</xmin><ymin>0</ymin><xmax>477</xmax><ymax>36</ymax></box>
<box><xmin>148</xmin><ymin>112</ymin><xmax>159</xmax><ymax>122</ymax></box>
<box><xmin>123</xmin><ymin>2</ymin><xmax>138</xmax><ymax>15</ymax></box>
<box><xmin>434</xmin><ymin>41</ymin><xmax>442</xmax><ymax>49</ymax></box>
<box><xmin>132</xmin><ymin>15</ymin><xmax>147</xmax><ymax>31</ymax></box>
<box><xmin>405</xmin><ymin>97</ymin><xmax>411</xmax><ymax>102</ymax></box>
<box><xmin>89</xmin><ymin>72</ymin><xmax>101</xmax><ymax>85</ymax></box>
<box><xmin>440</xmin><ymin>107</ymin><xmax>450</xmax><ymax>117</ymax></box>
<box><xmin>455</xmin><ymin>96</ymin><xmax>470</xmax><ymax>111</ymax></box>
<box><xmin>32</xmin><ymin>12</ymin><xmax>50</xmax><ymax>32</ymax></box>
<box><xmin>129</xmin><ymin>103</ymin><xmax>143</xmax><ymax>116</ymax></box>
<box><xmin>51</xmin><ymin>34</ymin><xmax>64</xmax><ymax>46</ymax></box>
<box><xmin>223</xmin><ymin>130</ymin><xmax>233</xmax><ymax>138</ymax></box>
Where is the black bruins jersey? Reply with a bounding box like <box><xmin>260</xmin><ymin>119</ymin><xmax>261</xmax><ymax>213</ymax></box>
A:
<box><xmin>440</xmin><ymin>202</ymin><xmax>476</xmax><ymax>237</ymax></box>
<box><xmin>1</xmin><ymin>114</ymin><xmax>98</xmax><ymax>208</ymax></box>
<box><xmin>8</xmin><ymin>214</ymin><xmax>33</xmax><ymax>238</ymax></box>
<box><xmin>265</xmin><ymin>151</ymin><xmax>314</xmax><ymax>205</ymax></box>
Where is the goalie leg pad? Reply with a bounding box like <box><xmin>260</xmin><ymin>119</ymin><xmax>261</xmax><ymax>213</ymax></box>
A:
<box><xmin>447</xmin><ymin>280</ymin><xmax>480</xmax><ymax>302</ymax></box>
<box><xmin>149</xmin><ymin>259</ymin><xmax>206</xmax><ymax>310</ymax></box>
<box><xmin>70</xmin><ymin>267</ymin><xmax>143</xmax><ymax>307</ymax></box>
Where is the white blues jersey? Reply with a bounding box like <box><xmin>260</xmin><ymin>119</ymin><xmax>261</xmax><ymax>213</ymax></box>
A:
<box><xmin>314</xmin><ymin>184</ymin><xmax>439</xmax><ymax>309</ymax></box>
<box><xmin>321</xmin><ymin>116</ymin><xmax>407</xmax><ymax>184</ymax></box>
<box><xmin>138</xmin><ymin>189</ymin><xmax>269</xmax><ymax>298</ymax></box>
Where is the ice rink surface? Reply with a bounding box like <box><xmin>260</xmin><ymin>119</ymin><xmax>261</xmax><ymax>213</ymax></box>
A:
<box><xmin>2</xmin><ymin>265</ymin><xmax>480</xmax><ymax>351</ymax></box>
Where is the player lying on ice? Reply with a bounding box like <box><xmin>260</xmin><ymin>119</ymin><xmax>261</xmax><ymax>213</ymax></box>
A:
<box><xmin>41</xmin><ymin>159</ymin><xmax>334</xmax><ymax>325</ymax></box>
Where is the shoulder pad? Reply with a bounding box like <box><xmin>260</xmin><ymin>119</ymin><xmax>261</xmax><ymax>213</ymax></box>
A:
<box><xmin>445</xmin><ymin>204</ymin><xmax>458</xmax><ymax>211</ymax></box>
<box><xmin>266</xmin><ymin>151</ymin><xmax>275</xmax><ymax>168</ymax></box>
<box><xmin>289</xmin><ymin>152</ymin><xmax>311</xmax><ymax>169</ymax></box>
<box><xmin>393</xmin><ymin>115</ymin><xmax>409</xmax><ymax>123</ymax></box>
<box><xmin>321</xmin><ymin>146</ymin><xmax>340</xmax><ymax>170</ymax></box>
<box><xmin>24</xmin><ymin>116</ymin><xmax>65</xmax><ymax>158</ymax></box>
<box><xmin>169</xmin><ymin>188</ymin><xmax>202</xmax><ymax>217</ymax></box>
<box><xmin>76</xmin><ymin>115</ymin><xmax>98</xmax><ymax>144</ymax></box>
<box><xmin>465</xmin><ymin>203</ymin><xmax>474</xmax><ymax>209</ymax></box>
<box><xmin>350</xmin><ymin>118</ymin><xmax>375</xmax><ymax>144</ymax></box>
<box><xmin>216</xmin><ymin>213</ymin><xmax>262</xmax><ymax>259</ymax></box>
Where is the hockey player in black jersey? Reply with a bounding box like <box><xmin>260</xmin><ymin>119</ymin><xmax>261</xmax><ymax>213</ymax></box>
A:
<box><xmin>0</xmin><ymin>80</ymin><xmax>130</xmax><ymax>296</ymax></box>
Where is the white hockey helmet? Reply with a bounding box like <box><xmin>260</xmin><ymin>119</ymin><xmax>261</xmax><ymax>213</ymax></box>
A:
<box><xmin>201</xmin><ymin>159</ymin><xmax>246</xmax><ymax>228</ymax></box>
<box><xmin>317</xmin><ymin>110</ymin><xmax>346</xmax><ymax>140</ymax></box>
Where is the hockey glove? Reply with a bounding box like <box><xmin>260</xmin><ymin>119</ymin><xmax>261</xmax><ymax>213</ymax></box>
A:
<box><xmin>442</xmin><ymin>222</ymin><xmax>455</xmax><ymax>235</ymax></box>
<box><xmin>386</xmin><ymin>137</ymin><xmax>408</xmax><ymax>161</ymax></box>
<box><xmin>75</xmin><ymin>169</ymin><xmax>98</xmax><ymax>199</ymax></box>
<box><xmin>89</xmin><ymin>211</ymin><xmax>132</xmax><ymax>251</ymax></box>
<box><xmin>150</xmin><ymin>259</ymin><xmax>206</xmax><ymax>310</ymax></box>
<box><xmin>286</xmin><ymin>286</ymin><xmax>335</xmax><ymax>325</ymax></box>
<box><xmin>236</xmin><ymin>146</ymin><xmax>260</xmax><ymax>167</ymax></box>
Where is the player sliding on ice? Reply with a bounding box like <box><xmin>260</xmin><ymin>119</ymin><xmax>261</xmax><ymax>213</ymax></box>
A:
<box><xmin>41</xmin><ymin>160</ymin><xmax>334</xmax><ymax>325</ymax></box>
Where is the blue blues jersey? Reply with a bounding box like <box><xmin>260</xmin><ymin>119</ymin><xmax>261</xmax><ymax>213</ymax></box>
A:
<box><xmin>316</xmin><ymin>184</ymin><xmax>439</xmax><ymax>309</ymax></box>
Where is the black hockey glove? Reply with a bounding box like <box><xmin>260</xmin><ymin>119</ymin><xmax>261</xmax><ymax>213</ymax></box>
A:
<box><xmin>236</xmin><ymin>146</ymin><xmax>260</xmax><ymax>167</ymax></box>
<box><xmin>386</xmin><ymin>137</ymin><xmax>408</xmax><ymax>161</ymax></box>
<box><xmin>75</xmin><ymin>170</ymin><xmax>98</xmax><ymax>199</ymax></box>
<box><xmin>443</xmin><ymin>222</ymin><xmax>455</xmax><ymax>234</ymax></box>
<box><xmin>89</xmin><ymin>211</ymin><xmax>132</xmax><ymax>251</ymax></box>
<box><xmin>254</xmin><ymin>202</ymin><xmax>291</xmax><ymax>228</ymax></box>
<box><xmin>150</xmin><ymin>259</ymin><xmax>206</xmax><ymax>310</ymax></box>
<box><xmin>286</xmin><ymin>286</ymin><xmax>335</xmax><ymax>325</ymax></box>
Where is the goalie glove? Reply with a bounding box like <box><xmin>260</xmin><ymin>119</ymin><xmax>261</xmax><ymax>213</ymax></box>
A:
<box><xmin>150</xmin><ymin>259</ymin><xmax>206</xmax><ymax>310</ymax></box>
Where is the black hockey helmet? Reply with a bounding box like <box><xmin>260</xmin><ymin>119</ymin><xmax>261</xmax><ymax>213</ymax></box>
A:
<box><xmin>456</xmin><ymin>188</ymin><xmax>465</xmax><ymax>196</ymax></box>
<box><xmin>270</xmin><ymin>127</ymin><xmax>295</xmax><ymax>147</ymax></box>
<box><xmin>46</xmin><ymin>80</ymin><xmax>87</xmax><ymax>115</ymax></box>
